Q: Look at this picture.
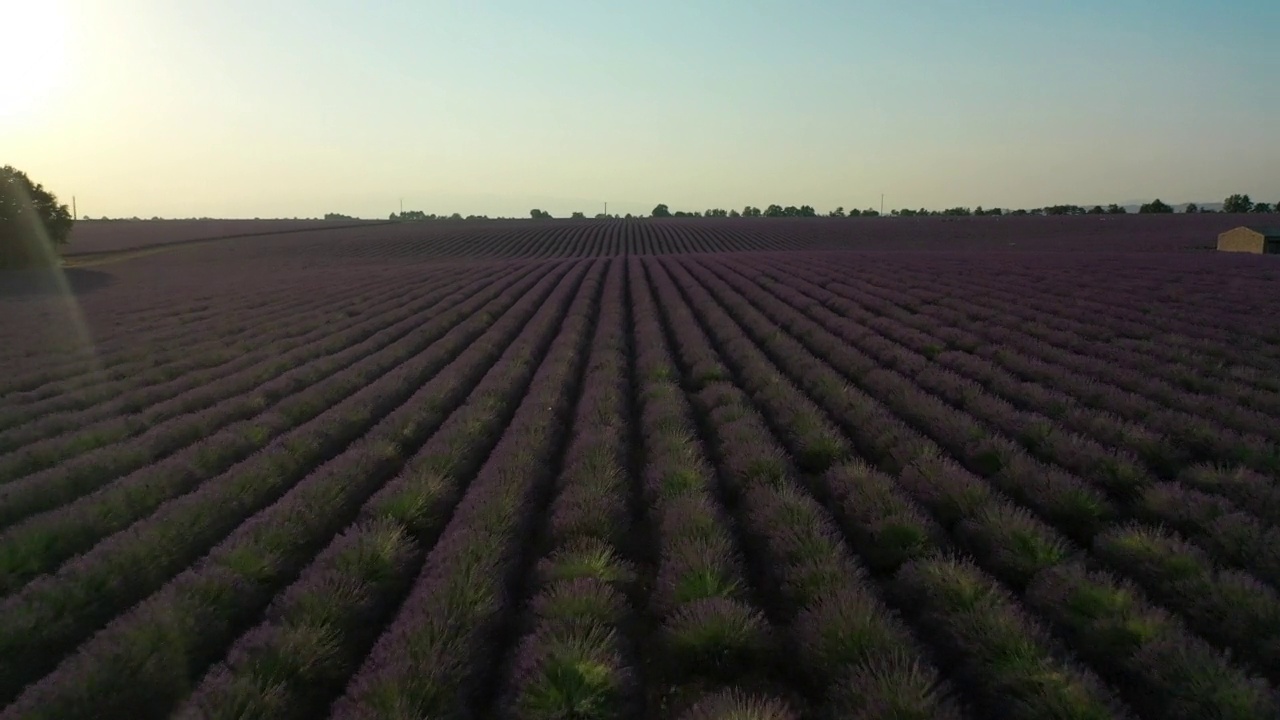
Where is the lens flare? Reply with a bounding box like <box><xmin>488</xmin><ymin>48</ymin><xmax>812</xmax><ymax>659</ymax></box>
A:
<box><xmin>1</xmin><ymin>177</ymin><xmax>100</xmax><ymax>374</ymax></box>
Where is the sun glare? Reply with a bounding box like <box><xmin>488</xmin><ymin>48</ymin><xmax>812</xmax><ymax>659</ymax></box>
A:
<box><xmin>0</xmin><ymin>0</ymin><xmax>68</xmax><ymax>121</ymax></box>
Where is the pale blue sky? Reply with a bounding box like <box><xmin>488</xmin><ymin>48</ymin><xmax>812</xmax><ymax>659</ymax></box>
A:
<box><xmin>6</xmin><ymin>0</ymin><xmax>1278</xmax><ymax>218</ymax></box>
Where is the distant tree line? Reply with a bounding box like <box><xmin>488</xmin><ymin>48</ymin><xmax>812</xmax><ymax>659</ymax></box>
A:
<box><xmin>376</xmin><ymin>193</ymin><xmax>1280</xmax><ymax>223</ymax></box>
<box><xmin>632</xmin><ymin>193</ymin><xmax>1276</xmax><ymax>219</ymax></box>
<box><xmin>391</xmin><ymin>210</ymin><xmax>494</xmax><ymax>222</ymax></box>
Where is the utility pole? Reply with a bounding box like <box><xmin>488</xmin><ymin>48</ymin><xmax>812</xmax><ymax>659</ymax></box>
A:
<box><xmin>399</xmin><ymin>198</ymin><xmax>403</xmax><ymax>216</ymax></box>
<box><xmin>72</xmin><ymin>196</ymin><xmax>77</xmax><ymax>221</ymax></box>
<box><xmin>881</xmin><ymin>193</ymin><xmax>884</xmax><ymax>216</ymax></box>
<box><xmin>604</xmin><ymin>201</ymin><xmax>608</xmax><ymax>217</ymax></box>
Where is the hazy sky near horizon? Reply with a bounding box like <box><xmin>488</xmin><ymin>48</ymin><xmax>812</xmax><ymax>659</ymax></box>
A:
<box><xmin>5</xmin><ymin>0</ymin><xmax>1279</xmax><ymax>219</ymax></box>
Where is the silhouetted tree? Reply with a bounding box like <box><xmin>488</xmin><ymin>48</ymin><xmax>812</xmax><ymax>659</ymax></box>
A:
<box><xmin>741</xmin><ymin>206</ymin><xmax>762</xmax><ymax>217</ymax></box>
<box><xmin>763</xmin><ymin>204</ymin><xmax>785</xmax><ymax>217</ymax></box>
<box><xmin>1183</xmin><ymin>203</ymin><xmax>1198</xmax><ymax>214</ymax></box>
<box><xmin>1223</xmin><ymin>194</ymin><xmax>1253</xmax><ymax>213</ymax></box>
<box><xmin>394</xmin><ymin>210</ymin><xmax>431</xmax><ymax>221</ymax></box>
<box><xmin>1</xmin><ymin>166</ymin><xmax>74</xmax><ymax>268</ymax></box>
<box><xmin>1139</xmin><ymin>199</ymin><xmax>1173</xmax><ymax>214</ymax></box>
<box><xmin>728</xmin><ymin>209</ymin><xmax>741</xmax><ymax>218</ymax></box>
<box><xmin>530</xmin><ymin>209</ymin><xmax>552</xmax><ymax>220</ymax></box>
<box><xmin>570</xmin><ymin>211</ymin><xmax>586</xmax><ymax>219</ymax></box>
<box><xmin>651</xmin><ymin>204</ymin><xmax>671</xmax><ymax>218</ymax></box>
<box><xmin>1254</xmin><ymin>202</ymin><xmax>1274</xmax><ymax>213</ymax></box>
<box><xmin>848</xmin><ymin>208</ymin><xmax>862</xmax><ymax>217</ymax></box>
<box><xmin>1106</xmin><ymin>204</ymin><xmax>1127</xmax><ymax>214</ymax></box>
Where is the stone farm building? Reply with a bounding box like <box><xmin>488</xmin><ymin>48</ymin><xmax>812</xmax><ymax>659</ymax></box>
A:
<box><xmin>1217</xmin><ymin>226</ymin><xmax>1280</xmax><ymax>254</ymax></box>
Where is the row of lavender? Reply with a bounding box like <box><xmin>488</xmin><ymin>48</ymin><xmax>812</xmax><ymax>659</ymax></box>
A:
<box><xmin>3</xmin><ymin>246</ymin><xmax>1278</xmax><ymax>718</ymax></box>
<box><xmin>0</xmin><ymin>259</ymin><xmax>427</xmax><ymax>384</ymax></box>
<box><xmin>0</xmin><ymin>259</ymin><xmax>580</xmax><ymax>709</ymax></box>
<box><xmin>749</xmin><ymin>258</ymin><xmax>1280</xmax><ymax>543</ymax></box>
<box><xmin>853</xmin><ymin>254</ymin><xmax>1280</xmax><ymax>397</ymax></box>
<box><xmin>305</xmin><ymin>220</ymin><xmax>828</xmax><ymax>263</ymax></box>
<box><xmin>757</xmin><ymin>256</ymin><xmax>1280</xmax><ymax>572</ymax></box>
<box><xmin>652</xmin><ymin>253</ymin><xmax>1279</xmax><ymax>717</ymax></box>
<box><xmin>0</xmin><ymin>265</ymin><xmax>494</xmax><ymax>480</ymax></box>
<box><xmin>0</xmin><ymin>264</ymin><xmax>534</xmax><ymax>597</ymax></box>
<box><xmin>250</xmin><ymin>214</ymin><xmax>1261</xmax><ymax>264</ymax></box>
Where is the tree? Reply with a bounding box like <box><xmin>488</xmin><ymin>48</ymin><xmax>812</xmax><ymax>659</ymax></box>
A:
<box><xmin>651</xmin><ymin>204</ymin><xmax>671</xmax><ymax>218</ymax></box>
<box><xmin>741</xmin><ymin>206</ymin><xmax>761</xmax><ymax>217</ymax></box>
<box><xmin>1254</xmin><ymin>202</ymin><xmax>1274</xmax><ymax>213</ymax></box>
<box><xmin>764</xmin><ymin>204</ymin><xmax>785</xmax><ymax>217</ymax></box>
<box><xmin>1139</xmin><ymin>199</ymin><xmax>1173</xmax><ymax>214</ymax></box>
<box><xmin>861</xmin><ymin>208</ymin><xmax>879</xmax><ymax>217</ymax></box>
<box><xmin>1</xmin><ymin>166</ymin><xmax>75</xmax><ymax>268</ymax></box>
<box><xmin>570</xmin><ymin>211</ymin><xmax>586</xmax><ymax>219</ymax></box>
<box><xmin>728</xmin><ymin>209</ymin><xmax>741</xmax><ymax>218</ymax></box>
<box><xmin>1183</xmin><ymin>203</ymin><xmax>1198</xmax><ymax>214</ymax></box>
<box><xmin>1223</xmin><ymin>194</ymin><xmax>1253</xmax><ymax>213</ymax></box>
<box><xmin>530</xmin><ymin>209</ymin><xmax>552</xmax><ymax>220</ymax></box>
<box><xmin>1106</xmin><ymin>204</ymin><xmax>1127</xmax><ymax>214</ymax></box>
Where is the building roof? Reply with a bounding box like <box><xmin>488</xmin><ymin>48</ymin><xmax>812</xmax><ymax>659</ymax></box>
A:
<box><xmin>1221</xmin><ymin>226</ymin><xmax>1280</xmax><ymax>238</ymax></box>
<box><xmin>1243</xmin><ymin>226</ymin><xmax>1280</xmax><ymax>238</ymax></box>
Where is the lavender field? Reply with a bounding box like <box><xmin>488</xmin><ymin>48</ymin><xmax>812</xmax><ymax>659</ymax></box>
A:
<box><xmin>1</xmin><ymin>217</ymin><xmax>1278</xmax><ymax>719</ymax></box>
